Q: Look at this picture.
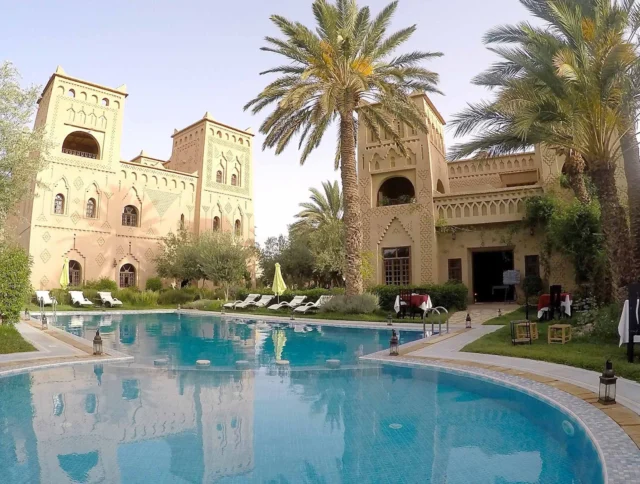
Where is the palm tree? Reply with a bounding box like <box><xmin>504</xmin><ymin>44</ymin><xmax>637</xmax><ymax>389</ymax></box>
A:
<box><xmin>448</xmin><ymin>0</ymin><xmax>640</xmax><ymax>300</ymax></box>
<box><xmin>245</xmin><ymin>0</ymin><xmax>442</xmax><ymax>295</ymax></box>
<box><xmin>290</xmin><ymin>180</ymin><xmax>343</xmax><ymax>234</ymax></box>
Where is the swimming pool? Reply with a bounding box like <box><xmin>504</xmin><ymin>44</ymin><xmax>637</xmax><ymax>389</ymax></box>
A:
<box><xmin>0</xmin><ymin>313</ymin><xmax>604</xmax><ymax>483</ymax></box>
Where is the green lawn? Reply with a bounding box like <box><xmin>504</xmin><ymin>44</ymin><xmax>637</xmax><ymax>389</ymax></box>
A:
<box><xmin>0</xmin><ymin>324</ymin><xmax>36</xmax><ymax>354</ymax></box>
<box><xmin>482</xmin><ymin>306</ymin><xmax>538</xmax><ymax>325</ymax></box>
<box><xmin>465</xmin><ymin>311</ymin><xmax>639</xmax><ymax>382</ymax></box>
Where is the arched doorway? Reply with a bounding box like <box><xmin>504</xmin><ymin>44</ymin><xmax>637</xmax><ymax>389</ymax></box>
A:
<box><xmin>61</xmin><ymin>131</ymin><xmax>100</xmax><ymax>159</ymax></box>
<box><xmin>119</xmin><ymin>264</ymin><xmax>136</xmax><ymax>288</ymax></box>
<box><xmin>69</xmin><ymin>260</ymin><xmax>82</xmax><ymax>286</ymax></box>
<box><xmin>377</xmin><ymin>177</ymin><xmax>415</xmax><ymax>206</ymax></box>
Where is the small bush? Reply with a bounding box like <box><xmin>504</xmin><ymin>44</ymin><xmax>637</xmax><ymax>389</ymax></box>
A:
<box><xmin>113</xmin><ymin>288</ymin><xmax>158</xmax><ymax>307</ymax></box>
<box><xmin>145</xmin><ymin>277</ymin><xmax>163</xmax><ymax>292</ymax></box>
<box><xmin>157</xmin><ymin>287</ymin><xmax>208</xmax><ymax>305</ymax></box>
<box><xmin>320</xmin><ymin>294</ymin><xmax>379</xmax><ymax>314</ymax></box>
<box><xmin>370</xmin><ymin>283</ymin><xmax>468</xmax><ymax>311</ymax></box>
<box><xmin>0</xmin><ymin>243</ymin><xmax>32</xmax><ymax>323</ymax></box>
<box><xmin>84</xmin><ymin>278</ymin><xmax>118</xmax><ymax>292</ymax></box>
<box><xmin>576</xmin><ymin>303</ymin><xmax>621</xmax><ymax>342</ymax></box>
<box><xmin>183</xmin><ymin>299</ymin><xmax>213</xmax><ymax>310</ymax></box>
<box><xmin>50</xmin><ymin>288</ymin><xmax>71</xmax><ymax>306</ymax></box>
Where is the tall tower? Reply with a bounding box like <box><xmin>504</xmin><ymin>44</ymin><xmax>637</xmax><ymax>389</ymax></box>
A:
<box><xmin>20</xmin><ymin>67</ymin><xmax>127</xmax><ymax>289</ymax></box>
<box><xmin>358</xmin><ymin>93</ymin><xmax>447</xmax><ymax>286</ymax></box>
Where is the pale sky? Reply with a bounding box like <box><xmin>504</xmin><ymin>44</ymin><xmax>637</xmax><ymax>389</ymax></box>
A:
<box><xmin>1</xmin><ymin>0</ymin><xmax>533</xmax><ymax>243</ymax></box>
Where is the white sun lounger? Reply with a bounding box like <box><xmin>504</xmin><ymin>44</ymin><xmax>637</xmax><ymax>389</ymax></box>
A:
<box><xmin>243</xmin><ymin>295</ymin><xmax>274</xmax><ymax>309</ymax></box>
<box><xmin>293</xmin><ymin>295</ymin><xmax>333</xmax><ymax>313</ymax></box>
<box><xmin>35</xmin><ymin>291</ymin><xmax>57</xmax><ymax>306</ymax></box>
<box><xmin>224</xmin><ymin>294</ymin><xmax>260</xmax><ymax>309</ymax></box>
<box><xmin>69</xmin><ymin>291</ymin><xmax>94</xmax><ymax>307</ymax></box>
<box><xmin>268</xmin><ymin>295</ymin><xmax>307</xmax><ymax>310</ymax></box>
<box><xmin>98</xmin><ymin>291</ymin><xmax>123</xmax><ymax>307</ymax></box>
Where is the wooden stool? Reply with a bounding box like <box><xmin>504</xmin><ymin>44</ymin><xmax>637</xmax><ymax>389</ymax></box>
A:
<box><xmin>548</xmin><ymin>324</ymin><xmax>572</xmax><ymax>344</ymax></box>
<box><xmin>511</xmin><ymin>320</ymin><xmax>535</xmax><ymax>345</ymax></box>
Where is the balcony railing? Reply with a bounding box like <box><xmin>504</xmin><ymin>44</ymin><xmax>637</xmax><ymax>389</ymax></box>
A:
<box><xmin>62</xmin><ymin>148</ymin><xmax>97</xmax><ymax>159</ymax></box>
<box><xmin>434</xmin><ymin>187</ymin><xmax>543</xmax><ymax>225</ymax></box>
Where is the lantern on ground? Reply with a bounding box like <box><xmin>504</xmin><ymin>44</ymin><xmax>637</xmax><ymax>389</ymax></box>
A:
<box><xmin>93</xmin><ymin>329</ymin><xmax>103</xmax><ymax>356</ymax></box>
<box><xmin>387</xmin><ymin>313</ymin><xmax>394</xmax><ymax>326</ymax></box>
<box><xmin>598</xmin><ymin>360</ymin><xmax>617</xmax><ymax>404</ymax></box>
<box><xmin>41</xmin><ymin>314</ymin><xmax>48</xmax><ymax>329</ymax></box>
<box><xmin>465</xmin><ymin>313</ymin><xmax>472</xmax><ymax>329</ymax></box>
<box><xmin>389</xmin><ymin>329</ymin><xmax>399</xmax><ymax>356</ymax></box>
<box><xmin>498</xmin><ymin>309</ymin><xmax>502</xmax><ymax>317</ymax></box>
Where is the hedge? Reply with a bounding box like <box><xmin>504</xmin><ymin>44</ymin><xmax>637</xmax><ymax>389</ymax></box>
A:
<box><xmin>369</xmin><ymin>282</ymin><xmax>468</xmax><ymax>311</ymax></box>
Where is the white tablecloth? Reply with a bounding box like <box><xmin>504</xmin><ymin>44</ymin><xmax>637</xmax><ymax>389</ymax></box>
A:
<box><xmin>618</xmin><ymin>299</ymin><xmax>640</xmax><ymax>346</ymax></box>
<box><xmin>537</xmin><ymin>294</ymin><xmax>572</xmax><ymax>319</ymax></box>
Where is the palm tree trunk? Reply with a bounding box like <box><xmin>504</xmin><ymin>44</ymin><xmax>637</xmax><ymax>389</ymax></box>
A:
<box><xmin>340</xmin><ymin>112</ymin><xmax>363</xmax><ymax>296</ymax></box>
<box><xmin>590</xmin><ymin>164</ymin><xmax>634</xmax><ymax>301</ymax></box>
<box><xmin>564</xmin><ymin>151</ymin><xmax>590</xmax><ymax>204</ymax></box>
<box><xmin>620</xmin><ymin>128</ymin><xmax>640</xmax><ymax>276</ymax></box>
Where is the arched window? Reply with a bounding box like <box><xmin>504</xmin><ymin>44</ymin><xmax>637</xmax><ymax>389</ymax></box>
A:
<box><xmin>179</xmin><ymin>214</ymin><xmax>185</xmax><ymax>230</ymax></box>
<box><xmin>216</xmin><ymin>170</ymin><xmax>223</xmax><ymax>183</ymax></box>
<box><xmin>69</xmin><ymin>260</ymin><xmax>82</xmax><ymax>286</ymax></box>
<box><xmin>231</xmin><ymin>174</ymin><xmax>237</xmax><ymax>186</ymax></box>
<box><xmin>119</xmin><ymin>264</ymin><xmax>136</xmax><ymax>288</ymax></box>
<box><xmin>101</xmin><ymin>98</ymin><xmax>109</xmax><ymax>107</ymax></box>
<box><xmin>85</xmin><ymin>198</ymin><xmax>96</xmax><ymax>218</ymax></box>
<box><xmin>377</xmin><ymin>177</ymin><xmax>416</xmax><ymax>207</ymax></box>
<box><xmin>213</xmin><ymin>216</ymin><xmax>220</xmax><ymax>231</ymax></box>
<box><xmin>234</xmin><ymin>219</ymin><xmax>242</xmax><ymax>236</ymax></box>
<box><xmin>54</xmin><ymin>194</ymin><xmax>65</xmax><ymax>214</ymax></box>
<box><xmin>62</xmin><ymin>131</ymin><xmax>100</xmax><ymax>159</ymax></box>
<box><xmin>436</xmin><ymin>180</ymin><xmax>445</xmax><ymax>195</ymax></box>
<box><xmin>122</xmin><ymin>205</ymin><xmax>138</xmax><ymax>227</ymax></box>
<box><xmin>68</xmin><ymin>89</ymin><xmax>75</xmax><ymax>98</ymax></box>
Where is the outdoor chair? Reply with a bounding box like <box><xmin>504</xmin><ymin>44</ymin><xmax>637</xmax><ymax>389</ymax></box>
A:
<box><xmin>549</xmin><ymin>285</ymin><xmax>562</xmax><ymax>320</ymax></box>
<box><xmin>69</xmin><ymin>291</ymin><xmax>94</xmax><ymax>307</ymax></box>
<box><xmin>397</xmin><ymin>288</ymin><xmax>412</xmax><ymax>318</ymax></box>
<box><xmin>98</xmin><ymin>292</ymin><xmax>123</xmax><ymax>307</ymax></box>
<box><xmin>244</xmin><ymin>295</ymin><xmax>274</xmax><ymax>309</ymax></box>
<box><xmin>35</xmin><ymin>291</ymin><xmax>57</xmax><ymax>307</ymax></box>
<box><xmin>268</xmin><ymin>295</ymin><xmax>307</xmax><ymax>311</ymax></box>
<box><xmin>224</xmin><ymin>294</ymin><xmax>260</xmax><ymax>309</ymax></box>
<box><xmin>294</xmin><ymin>295</ymin><xmax>334</xmax><ymax>313</ymax></box>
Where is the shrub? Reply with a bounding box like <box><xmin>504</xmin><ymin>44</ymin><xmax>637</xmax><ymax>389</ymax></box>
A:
<box><xmin>0</xmin><ymin>243</ymin><xmax>32</xmax><ymax>323</ymax></box>
<box><xmin>370</xmin><ymin>283</ymin><xmax>468</xmax><ymax>311</ymax></box>
<box><xmin>156</xmin><ymin>287</ymin><xmax>212</xmax><ymax>305</ymax></box>
<box><xmin>145</xmin><ymin>277</ymin><xmax>163</xmax><ymax>292</ymax></box>
<box><xmin>320</xmin><ymin>294</ymin><xmax>379</xmax><ymax>314</ymax></box>
<box><xmin>50</xmin><ymin>288</ymin><xmax>71</xmax><ymax>306</ymax></box>
<box><xmin>576</xmin><ymin>303</ymin><xmax>621</xmax><ymax>342</ymax></box>
<box><xmin>114</xmin><ymin>288</ymin><xmax>158</xmax><ymax>307</ymax></box>
<box><xmin>184</xmin><ymin>299</ymin><xmax>213</xmax><ymax>310</ymax></box>
<box><xmin>84</xmin><ymin>278</ymin><xmax>118</xmax><ymax>292</ymax></box>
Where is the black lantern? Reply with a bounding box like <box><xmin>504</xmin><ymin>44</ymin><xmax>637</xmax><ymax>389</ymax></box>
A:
<box><xmin>41</xmin><ymin>314</ymin><xmax>48</xmax><ymax>329</ymax></box>
<box><xmin>93</xmin><ymin>329</ymin><xmax>103</xmax><ymax>356</ymax></box>
<box><xmin>465</xmin><ymin>313</ymin><xmax>472</xmax><ymax>329</ymax></box>
<box><xmin>387</xmin><ymin>313</ymin><xmax>394</xmax><ymax>326</ymax></box>
<box><xmin>389</xmin><ymin>329</ymin><xmax>399</xmax><ymax>356</ymax></box>
<box><xmin>498</xmin><ymin>308</ymin><xmax>502</xmax><ymax>317</ymax></box>
<box><xmin>598</xmin><ymin>360</ymin><xmax>617</xmax><ymax>404</ymax></box>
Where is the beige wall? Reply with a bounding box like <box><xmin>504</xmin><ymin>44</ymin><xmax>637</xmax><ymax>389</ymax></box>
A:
<box><xmin>17</xmin><ymin>68</ymin><xmax>256</xmax><ymax>291</ymax></box>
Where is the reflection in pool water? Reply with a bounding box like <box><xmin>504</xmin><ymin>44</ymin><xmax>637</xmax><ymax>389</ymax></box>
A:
<box><xmin>54</xmin><ymin>313</ymin><xmax>423</xmax><ymax>369</ymax></box>
<box><xmin>0</xmin><ymin>313</ymin><xmax>604</xmax><ymax>483</ymax></box>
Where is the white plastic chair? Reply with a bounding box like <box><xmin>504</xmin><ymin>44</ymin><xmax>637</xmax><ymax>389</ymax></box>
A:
<box><xmin>224</xmin><ymin>294</ymin><xmax>260</xmax><ymax>309</ymax></box>
<box><xmin>294</xmin><ymin>295</ymin><xmax>333</xmax><ymax>313</ymax></box>
<box><xmin>69</xmin><ymin>291</ymin><xmax>94</xmax><ymax>307</ymax></box>
<box><xmin>98</xmin><ymin>292</ymin><xmax>123</xmax><ymax>307</ymax></box>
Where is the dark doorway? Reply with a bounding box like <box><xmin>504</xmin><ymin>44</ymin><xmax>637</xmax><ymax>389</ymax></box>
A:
<box><xmin>472</xmin><ymin>250</ymin><xmax>514</xmax><ymax>302</ymax></box>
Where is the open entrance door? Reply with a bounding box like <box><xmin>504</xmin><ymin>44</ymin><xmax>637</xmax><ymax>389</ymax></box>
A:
<box><xmin>472</xmin><ymin>250</ymin><xmax>514</xmax><ymax>302</ymax></box>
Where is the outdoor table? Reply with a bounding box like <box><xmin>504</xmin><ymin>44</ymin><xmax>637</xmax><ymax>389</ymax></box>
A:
<box><xmin>537</xmin><ymin>293</ymin><xmax>572</xmax><ymax>319</ymax></box>
<box><xmin>394</xmin><ymin>294</ymin><xmax>433</xmax><ymax>318</ymax></box>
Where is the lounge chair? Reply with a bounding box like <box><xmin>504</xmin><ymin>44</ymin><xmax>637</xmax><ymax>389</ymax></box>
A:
<box><xmin>268</xmin><ymin>295</ymin><xmax>307</xmax><ymax>311</ymax></box>
<box><xmin>35</xmin><ymin>291</ymin><xmax>57</xmax><ymax>306</ymax></box>
<box><xmin>98</xmin><ymin>291</ymin><xmax>123</xmax><ymax>307</ymax></box>
<box><xmin>294</xmin><ymin>295</ymin><xmax>333</xmax><ymax>313</ymax></box>
<box><xmin>243</xmin><ymin>295</ymin><xmax>274</xmax><ymax>309</ymax></box>
<box><xmin>69</xmin><ymin>291</ymin><xmax>94</xmax><ymax>307</ymax></box>
<box><xmin>224</xmin><ymin>294</ymin><xmax>260</xmax><ymax>309</ymax></box>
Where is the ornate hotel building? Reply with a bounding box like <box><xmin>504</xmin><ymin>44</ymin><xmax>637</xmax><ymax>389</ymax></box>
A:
<box><xmin>358</xmin><ymin>93</ymin><xmax>628</xmax><ymax>301</ymax></box>
<box><xmin>13</xmin><ymin>67</ymin><xmax>255</xmax><ymax>291</ymax></box>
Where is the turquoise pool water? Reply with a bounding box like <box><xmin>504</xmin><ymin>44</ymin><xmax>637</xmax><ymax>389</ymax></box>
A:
<box><xmin>0</xmin><ymin>313</ymin><xmax>603</xmax><ymax>483</ymax></box>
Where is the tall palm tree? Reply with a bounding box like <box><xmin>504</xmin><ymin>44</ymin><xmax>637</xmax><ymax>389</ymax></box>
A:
<box><xmin>449</xmin><ymin>0</ymin><xmax>640</xmax><ymax>300</ymax></box>
<box><xmin>245</xmin><ymin>0</ymin><xmax>442</xmax><ymax>295</ymax></box>
<box><xmin>291</xmin><ymin>180</ymin><xmax>343</xmax><ymax>234</ymax></box>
